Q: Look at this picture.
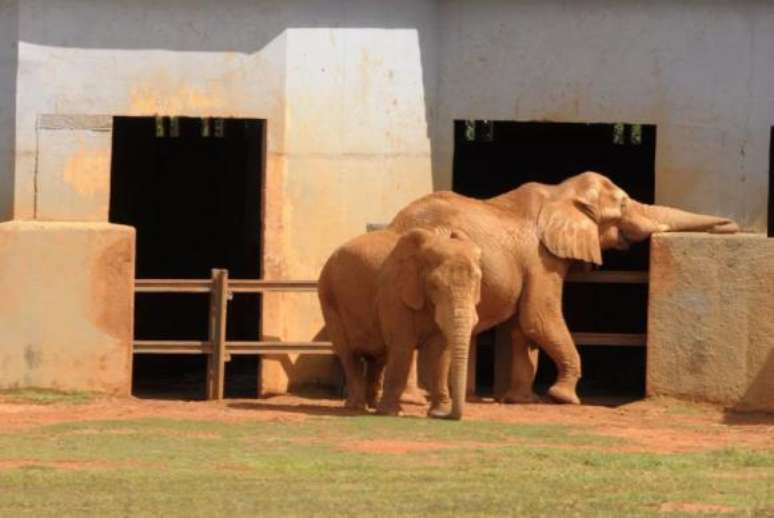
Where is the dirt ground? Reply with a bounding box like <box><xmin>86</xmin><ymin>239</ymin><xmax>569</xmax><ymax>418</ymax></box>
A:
<box><xmin>1</xmin><ymin>394</ymin><xmax>772</xmax><ymax>455</ymax></box>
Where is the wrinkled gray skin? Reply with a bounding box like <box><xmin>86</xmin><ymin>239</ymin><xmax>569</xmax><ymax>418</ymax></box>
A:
<box><xmin>388</xmin><ymin>171</ymin><xmax>739</xmax><ymax>405</ymax></box>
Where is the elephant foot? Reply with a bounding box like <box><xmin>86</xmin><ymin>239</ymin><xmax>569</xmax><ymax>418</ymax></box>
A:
<box><xmin>426</xmin><ymin>400</ymin><xmax>452</xmax><ymax>419</ymax></box>
<box><xmin>344</xmin><ymin>397</ymin><xmax>368</xmax><ymax>411</ymax></box>
<box><xmin>428</xmin><ymin>409</ymin><xmax>462</xmax><ymax>421</ymax></box>
<box><xmin>500</xmin><ymin>389</ymin><xmax>540</xmax><ymax>404</ymax></box>
<box><xmin>375</xmin><ymin>401</ymin><xmax>403</xmax><ymax>417</ymax></box>
<box><xmin>546</xmin><ymin>384</ymin><xmax>581</xmax><ymax>405</ymax></box>
<box><xmin>366</xmin><ymin>391</ymin><xmax>382</xmax><ymax>410</ymax></box>
<box><xmin>400</xmin><ymin>388</ymin><xmax>429</xmax><ymax>406</ymax></box>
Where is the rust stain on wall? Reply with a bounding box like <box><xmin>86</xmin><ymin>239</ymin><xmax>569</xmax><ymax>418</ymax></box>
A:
<box><xmin>89</xmin><ymin>234</ymin><xmax>134</xmax><ymax>341</ymax></box>
<box><xmin>129</xmin><ymin>79</ymin><xmax>227</xmax><ymax>115</ymax></box>
<box><xmin>62</xmin><ymin>144</ymin><xmax>111</xmax><ymax>197</ymax></box>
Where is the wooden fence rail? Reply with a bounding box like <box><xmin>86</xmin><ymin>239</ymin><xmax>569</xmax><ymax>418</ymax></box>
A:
<box><xmin>133</xmin><ymin>269</ymin><xmax>648</xmax><ymax>400</ymax></box>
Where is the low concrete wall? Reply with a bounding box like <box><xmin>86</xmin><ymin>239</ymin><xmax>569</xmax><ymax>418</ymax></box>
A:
<box><xmin>647</xmin><ymin>233</ymin><xmax>774</xmax><ymax>411</ymax></box>
<box><xmin>0</xmin><ymin>221</ymin><xmax>135</xmax><ymax>394</ymax></box>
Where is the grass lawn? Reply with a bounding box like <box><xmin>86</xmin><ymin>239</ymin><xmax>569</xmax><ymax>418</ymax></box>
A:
<box><xmin>0</xmin><ymin>395</ymin><xmax>772</xmax><ymax>516</ymax></box>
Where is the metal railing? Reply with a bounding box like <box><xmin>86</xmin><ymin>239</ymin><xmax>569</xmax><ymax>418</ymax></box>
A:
<box><xmin>134</xmin><ymin>269</ymin><xmax>332</xmax><ymax>400</ymax></box>
<box><xmin>133</xmin><ymin>269</ymin><xmax>648</xmax><ymax>400</ymax></box>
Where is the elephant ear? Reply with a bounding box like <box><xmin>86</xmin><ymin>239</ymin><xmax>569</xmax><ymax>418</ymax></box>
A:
<box><xmin>393</xmin><ymin>229</ymin><xmax>433</xmax><ymax>310</ymax></box>
<box><xmin>537</xmin><ymin>197</ymin><xmax>603</xmax><ymax>265</ymax></box>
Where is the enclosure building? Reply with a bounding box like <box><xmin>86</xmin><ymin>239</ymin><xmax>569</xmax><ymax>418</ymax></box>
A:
<box><xmin>0</xmin><ymin>0</ymin><xmax>772</xmax><ymax>409</ymax></box>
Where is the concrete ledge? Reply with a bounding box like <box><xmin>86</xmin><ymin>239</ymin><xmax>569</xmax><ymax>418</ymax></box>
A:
<box><xmin>647</xmin><ymin>233</ymin><xmax>774</xmax><ymax>411</ymax></box>
<box><xmin>0</xmin><ymin>221</ymin><xmax>135</xmax><ymax>394</ymax></box>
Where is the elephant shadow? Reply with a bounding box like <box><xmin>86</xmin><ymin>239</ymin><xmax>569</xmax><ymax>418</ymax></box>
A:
<box><xmin>227</xmin><ymin>400</ymin><xmax>367</xmax><ymax>418</ymax></box>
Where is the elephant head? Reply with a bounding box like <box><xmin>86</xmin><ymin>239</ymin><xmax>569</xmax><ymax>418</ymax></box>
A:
<box><xmin>391</xmin><ymin>228</ymin><xmax>482</xmax><ymax>420</ymax></box>
<box><xmin>537</xmin><ymin>171</ymin><xmax>739</xmax><ymax>265</ymax></box>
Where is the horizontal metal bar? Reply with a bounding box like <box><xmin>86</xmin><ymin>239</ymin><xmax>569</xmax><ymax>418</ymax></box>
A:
<box><xmin>565</xmin><ymin>271</ymin><xmax>649</xmax><ymax>284</ymax></box>
<box><xmin>133</xmin><ymin>340</ymin><xmax>212</xmax><ymax>354</ymax></box>
<box><xmin>135</xmin><ymin>287</ymin><xmax>212</xmax><ymax>293</ymax></box>
<box><xmin>136</xmin><ymin>271</ymin><xmax>648</xmax><ymax>295</ymax></box>
<box><xmin>135</xmin><ymin>279</ymin><xmax>212</xmax><ymax>293</ymax></box>
<box><xmin>565</xmin><ymin>271</ymin><xmax>648</xmax><ymax>284</ymax></box>
<box><xmin>133</xmin><ymin>340</ymin><xmax>334</xmax><ymax>355</ymax></box>
<box><xmin>571</xmin><ymin>332</ymin><xmax>646</xmax><ymax>347</ymax></box>
<box><xmin>227</xmin><ymin>341</ymin><xmax>334</xmax><ymax>355</ymax></box>
<box><xmin>134</xmin><ymin>279</ymin><xmax>319</xmax><ymax>293</ymax></box>
<box><xmin>228</xmin><ymin>280</ymin><xmax>318</xmax><ymax>293</ymax></box>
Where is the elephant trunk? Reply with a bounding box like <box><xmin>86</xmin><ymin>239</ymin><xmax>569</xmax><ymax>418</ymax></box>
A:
<box><xmin>626</xmin><ymin>200</ymin><xmax>739</xmax><ymax>235</ymax></box>
<box><xmin>447</xmin><ymin>314</ymin><xmax>475</xmax><ymax>420</ymax></box>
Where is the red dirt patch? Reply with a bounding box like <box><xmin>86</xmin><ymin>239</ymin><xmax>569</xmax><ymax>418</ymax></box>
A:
<box><xmin>1</xmin><ymin>394</ymin><xmax>772</xmax><ymax>454</ymax></box>
<box><xmin>0</xmin><ymin>459</ymin><xmax>128</xmax><ymax>471</ymax></box>
<box><xmin>340</xmin><ymin>439</ymin><xmax>497</xmax><ymax>454</ymax></box>
<box><xmin>659</xmin><ymin>501</ymin><xmax>736</xmax><ymax>514</ymax></box>
<box><xmin>342</xmin><ymin>440</ymin><xmax>455</xmax><ymax>454</ymax></box>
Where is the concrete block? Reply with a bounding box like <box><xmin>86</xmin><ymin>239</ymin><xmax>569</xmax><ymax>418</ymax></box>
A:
<box><xmin>0</xmin><ymin>221</ymin><xmax>135</xmax><ymax>394</ymax></box>
<box><xmin>647</xmin><ymin>233</ymin><xmax>774</xmax><ymax>411</ymax></box>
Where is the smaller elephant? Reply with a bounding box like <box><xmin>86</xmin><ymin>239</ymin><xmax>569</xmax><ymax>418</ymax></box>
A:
<box><xmin>318</xmin><ymin>229</ymin><xmax>427</xmax><ymax>410</ymax></box>
<box><xmin>376</xmin><ymin>228</ymin><xmax>482</xmax><ymax>420</ymax></box>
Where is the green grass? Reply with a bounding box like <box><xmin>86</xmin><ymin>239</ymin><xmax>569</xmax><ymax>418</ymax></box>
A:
<box><xmin>0</xmin><ymin>388</ymin><xmax>95</xmax><ymax>405</ymax></box>
<box><xmin>0</xmin><ymin>416</ymin><xmax>771</xmax><ymax>517</ymax></box>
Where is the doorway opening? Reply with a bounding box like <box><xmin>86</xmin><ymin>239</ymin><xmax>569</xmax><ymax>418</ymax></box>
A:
<box><xmin>453</xmin><ymin>120</ymin><xmax>656</xmax><ymax>400</ymax></box>
<box><xmin>110</xmin><ymin>116</ymin><xmax>265</xmax><ymax>399</ymax></box>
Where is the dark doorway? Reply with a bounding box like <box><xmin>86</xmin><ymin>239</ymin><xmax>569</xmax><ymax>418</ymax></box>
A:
<box><xmin>769</xmin><ymin>127</ymin><xmax>773</xmax><ymax>238</ymax></box>
<box><xmin>110</xmin><ymin>116</ymin><xmax>264</xmax><ymax>399</ymax></box>
<box><xmin>453</xmin><ymin>120</ymin><xmax>656</xmax><ymax>399</ymax></box>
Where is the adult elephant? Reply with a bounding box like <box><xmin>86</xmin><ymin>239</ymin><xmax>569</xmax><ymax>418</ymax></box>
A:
<box><xmin>387</xmin><ymin>171</ymin><xmax>739</xmax><ymax>405</ymax></box>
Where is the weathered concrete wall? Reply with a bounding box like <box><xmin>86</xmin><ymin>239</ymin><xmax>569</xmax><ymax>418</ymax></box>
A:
<box><xmin>263</xmin><ymin>26</ymin><xmax>435</xmax><ymax>392</ymax></box>
<box><xmin>648</xmin><ymin>233</ymin><xmax>774</xmax><ymax>411</ymax></box>
<box><xmin>0</xmin><ymin>0</ymin><xmax>17</xmax><ymax>221</ymax></box>
<box><xmin>15</xmin><ymin>0</ymin><xmax>289</xmax><ymax>220</ymax></box>
<box><xmin>13</xmin><ymin>0</ymin><xmax>439</xmax><ymax>392</ymax></box>
<box><xmin>9</xmin><ymin>0</ymin><xmax>773</xmax><ymax>394</ymax></box>
<box><xmin>0</xmin><ymin>221</ymin><xmax>135</xmax><ymax>394</ymax></box>
<box><xmin>435</xmin><ymin>0</ymin><xmax>773</xmax><ymax>231</ymax></box>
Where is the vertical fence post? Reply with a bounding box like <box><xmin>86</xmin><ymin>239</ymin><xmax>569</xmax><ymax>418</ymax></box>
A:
<box><xmin>206</xmin><ymin>268</ymin><xmax>230</xmax><ymax>400</ymax></box>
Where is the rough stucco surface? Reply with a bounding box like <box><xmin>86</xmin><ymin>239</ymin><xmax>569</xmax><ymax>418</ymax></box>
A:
<box><xmin>36</xmin><ymin>116</ymin><xmax>113</xmax><ymax>220</ymax></box>
<box><xmin>647</xmin><ymin>233</ymin><xmax>774</xmax><ymax>411</ymax></box>
<box><xmin>0</xmin><ymin>221</ymin><xmax>135</xmax><ymax>394</ymax></box>
<box><xmin>6</xmin><ymin>0</ymin><xmax>773</xmax><ymax>393</ymax></box>
<box><xmin>434</xmin><ymin>1</ymin><xmax>774</xmax><ymax>231</ymax></box>
<box><xmin>0</xmin><ymin>0</ymin><xmax>17</xmax><ymax>221</ymax></box>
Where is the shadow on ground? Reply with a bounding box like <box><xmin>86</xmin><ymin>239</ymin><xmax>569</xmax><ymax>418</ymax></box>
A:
<box><xmin>227</xmin><ymin>400</ymin><xmax>366</xmax><ymax>418</ymax></box>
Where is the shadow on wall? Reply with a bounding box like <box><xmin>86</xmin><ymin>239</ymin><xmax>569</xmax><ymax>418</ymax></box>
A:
<box><xmin>723</xmin><ymin>349</ymin><xmax>774</xmax><ymax>424</ymax></box>
<box><xmin>262</xmin><ymin>329</ymin><xmax>344</xmax><ymax>396</ymax></box>
<box><xmin>19</xmin><ymin>0</ymin><xmax>443</xmax><ymax>188</ymax></box>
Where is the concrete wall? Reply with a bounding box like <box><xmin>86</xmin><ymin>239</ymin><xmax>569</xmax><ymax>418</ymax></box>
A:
<box><xmin>13</xmin><ymin>0</ymin><xmax>439</xmax><ymax>391</ymax></box>
<box><xmin>0</xmin><ymin>221</ymin><xmax>134</xmax><ymax>394</ymax></box>
<box><xmin>0</xmin><ymin>0</ymin><xmax>17</xmax><ymax>221</ymax></box>
<box><xmin>435</xmin><ymin>0</ymin><xmax>773</xmax><ymax>231</ymax></box>
<box><xmin>648</xmin><ymin>233</ymin><xmax>774</xmax><ymax>411</ymax></box>
<box><xmin>8</xmin><ymin>0</ymin><xmax>773</xmax><ymax>393</ymax></box>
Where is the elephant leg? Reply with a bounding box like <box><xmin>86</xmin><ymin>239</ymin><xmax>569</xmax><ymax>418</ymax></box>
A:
<box><xmin>400</xmin><ymin>350</ymin><xmax>428</xmax><ymax>405</ymax></box>
<box><xmin>376</xmin><ymin>344</ymin><xmax>415</xmax><ymax>416</ymax></box>
<box><xmin>365</xmin><ymin>355</ymin><xmax>385</xmax><ymax>409</ymax></box>
<box><xmin>519</xmin><ymin>277</ymin><xmax>581</xmax><ymax>405</ymax></box>
<box><xmin>339</xmin><ymin>351</ymin><xmax>368</xmax><ymax>410</ymax></box>
<box><xmin>502</xmin><ymin>325</ymin><xmax>540</xmax><ymax>404</ymax></box>
<box><xmin>426</xmin><ymin>336</ymin><xmax>452</xmax><ymax>418</ymax></box>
